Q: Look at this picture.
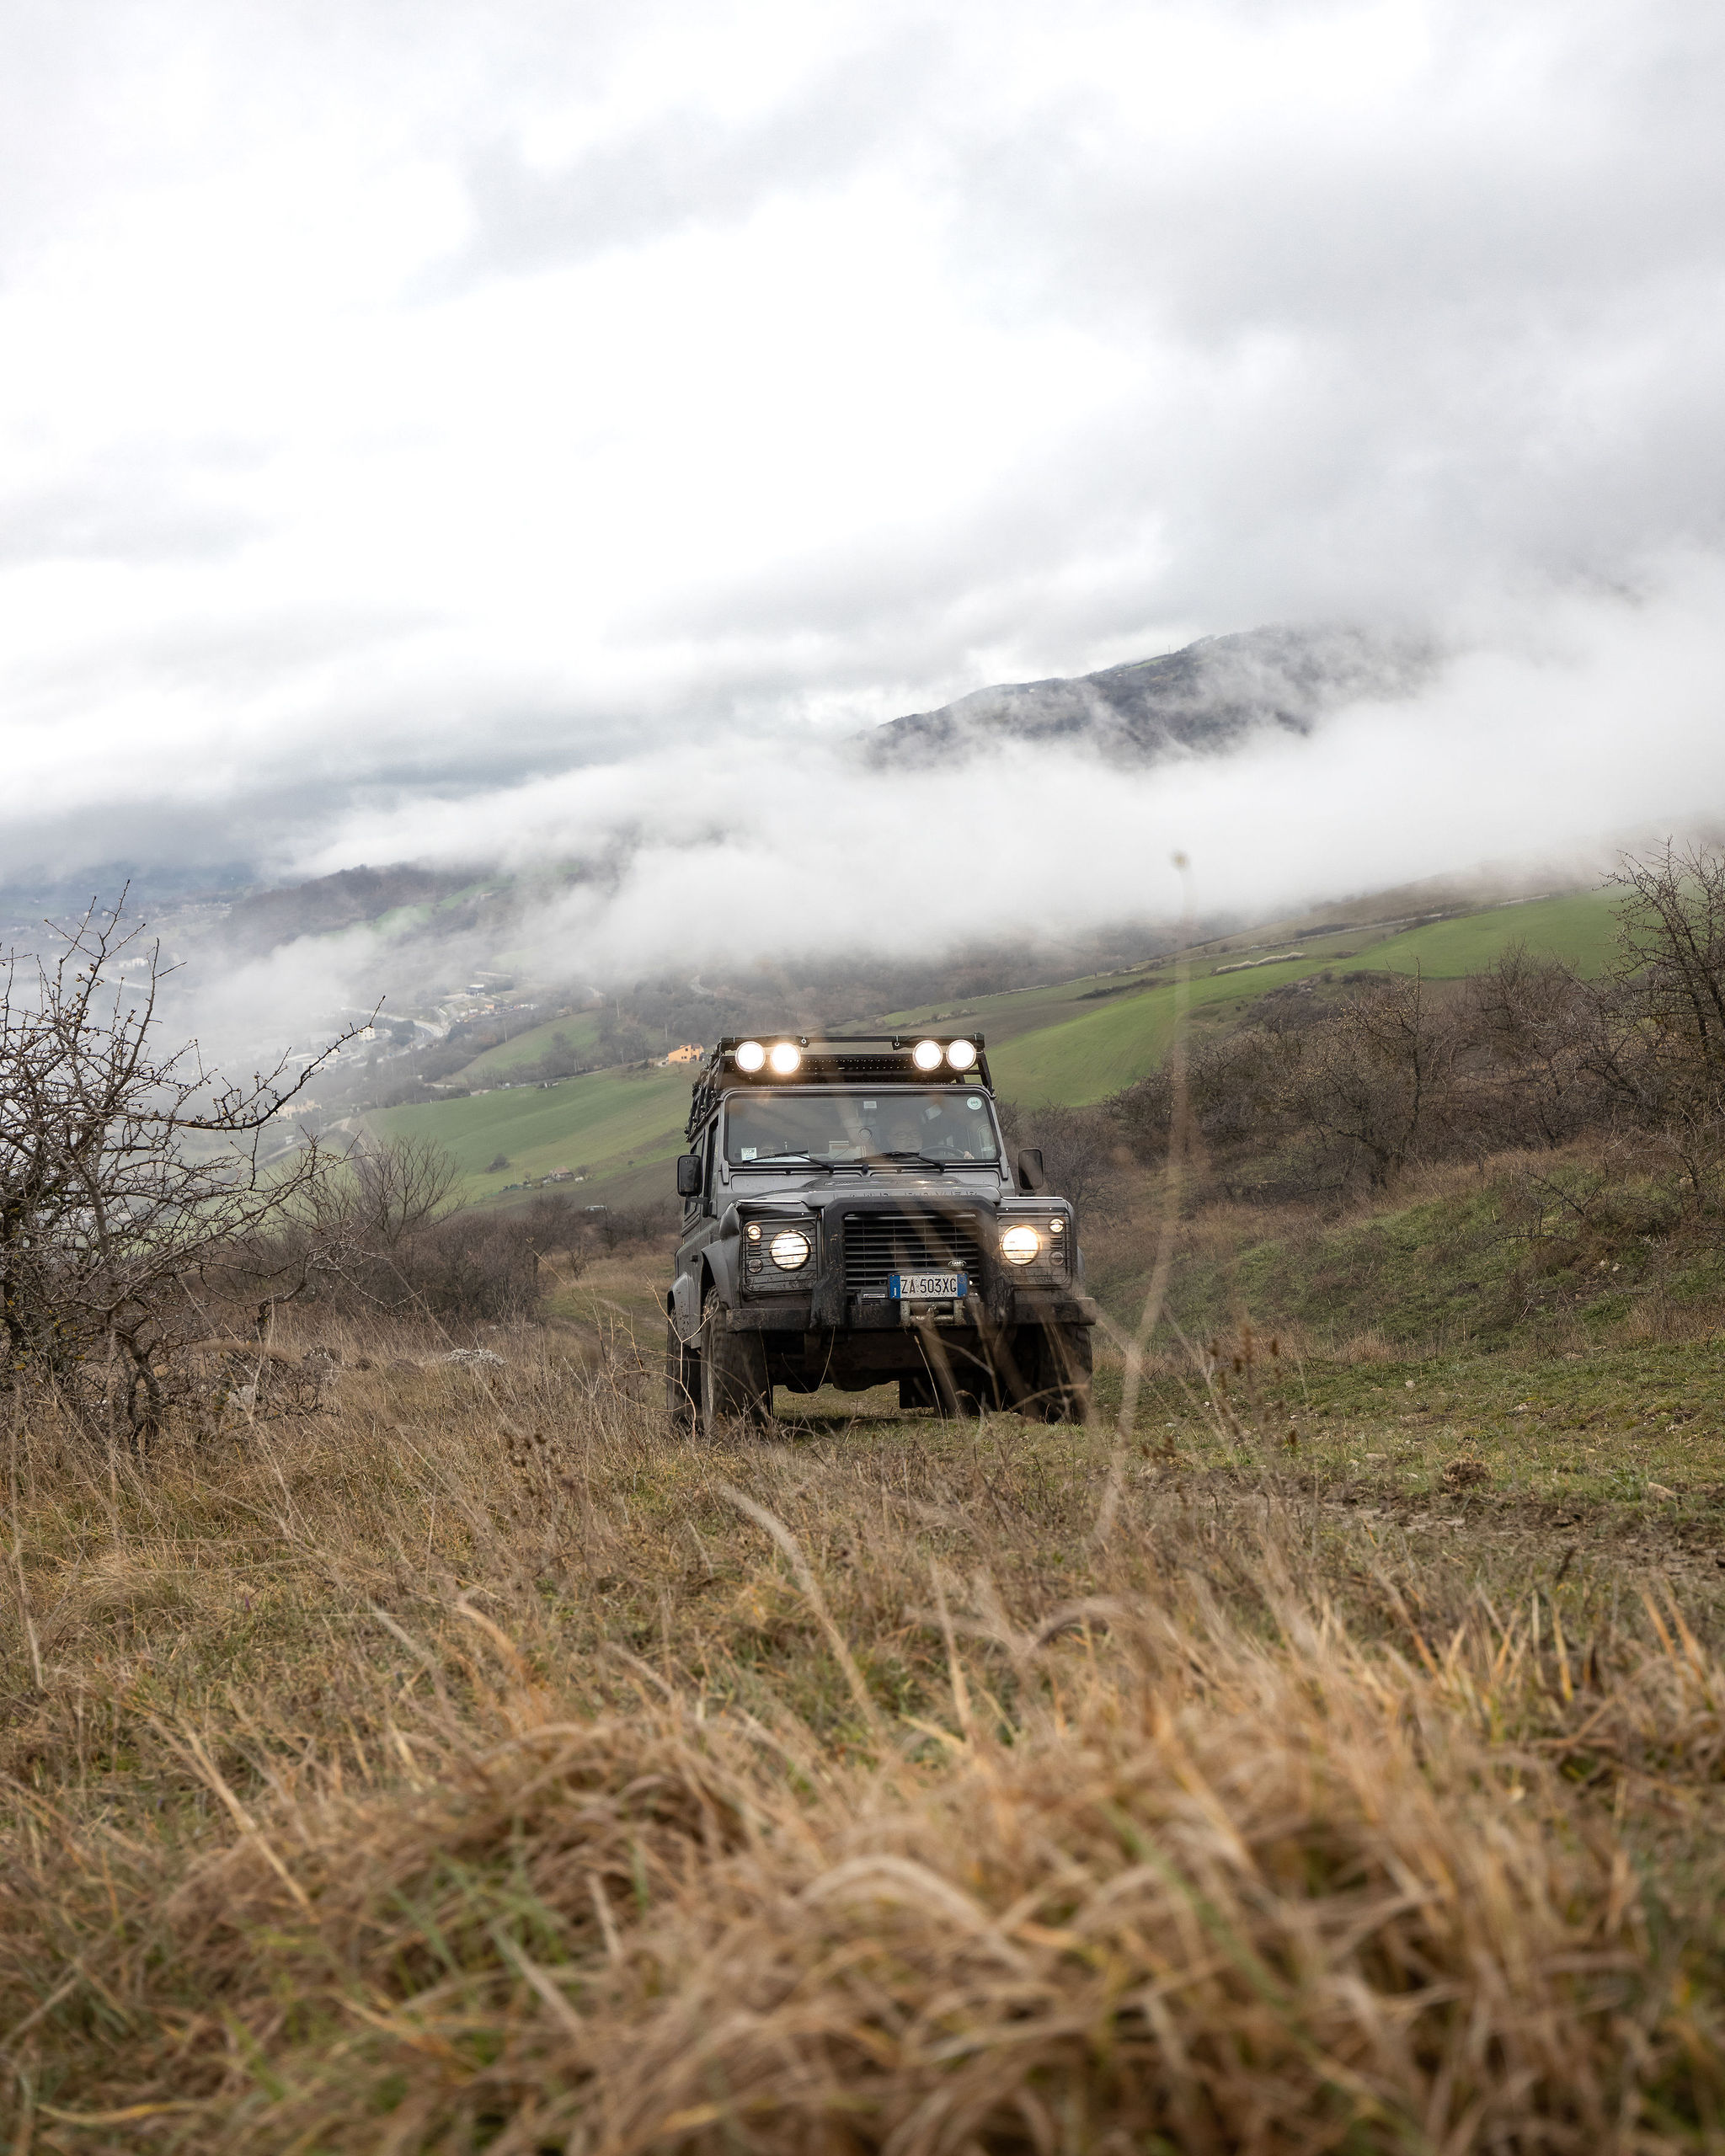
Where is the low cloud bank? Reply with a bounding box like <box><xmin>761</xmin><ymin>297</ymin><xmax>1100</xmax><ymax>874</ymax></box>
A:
<box><xmin>338</xmin><ymin>568</ymin><xmax>1725</xmax><ymax>949</ymax></box>
<box><xmin>167</xmin><ymin>563</ymin><xmax>1725</xmax><ymax>1069</ymax></box>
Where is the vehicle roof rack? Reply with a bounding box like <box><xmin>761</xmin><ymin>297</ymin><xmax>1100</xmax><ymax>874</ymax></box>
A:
<box><xmin>684</xmin><ymin>1033</ymin><xmax>991</xmax><ymax>1138</ymax></box>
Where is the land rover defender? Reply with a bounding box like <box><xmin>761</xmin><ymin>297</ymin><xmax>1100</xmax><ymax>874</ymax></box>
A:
<box><xmin>665</xmin><ymin>1033</ymin><xmax>1097</xmax><ymax>1430</ymax></box>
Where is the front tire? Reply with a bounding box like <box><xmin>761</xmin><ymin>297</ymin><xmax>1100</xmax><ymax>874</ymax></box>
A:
<box><xmin>1014</xmin><ymin>1322</ymin><xmax>1092</xmax><ymax>1423</ymax></box>
<box><xmin>699</xmin><ymin>1290</ymin><xmax>772</xmax><ymax>1433</ymax></box>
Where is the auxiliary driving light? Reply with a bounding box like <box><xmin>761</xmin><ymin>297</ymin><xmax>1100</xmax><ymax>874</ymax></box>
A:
<box><xmin>1000</xmin><ymin>1225</ymin><xmax>1041</xmax><ymax>1266</ymax></box>
<box><xmin>945</xmin><ymin>1038</ymin><xmax>976</xmax><ymax>1070</ymax></box>
<box><xmin>735</xmin><ymin>1039</ymin><xmax>766</xmax><ymax>1072</ymax></box>
<box><xmin>911</xmin><ymin>1038</ymin><xmax>945</xmax><ymax>1071</ymax></box>
<box><xmin>770</xmin><ymin>1228</ymin><xmax>811</xmax><ymax>1270</ymax></box>
<box><xmin>768</xmin><ymin>1040</ymin><xmax>803</xmax><ymax>1075</ymax></box>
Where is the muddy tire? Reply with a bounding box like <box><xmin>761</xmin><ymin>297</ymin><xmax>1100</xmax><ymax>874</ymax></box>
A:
<box><xmin>1015</xmin><ymin>1322</ymin><xmax>1092</xmax><ymax>1423</ymax></box>
<box><xmin>699</xmin><ymin>1289</ymin><xmax>772</xmax><ymax>1433</ymax></box>
<box><xmin>665</xmin><ymin>1315</ymin><xmax>699</xmax><ymax>1433</ymax></box>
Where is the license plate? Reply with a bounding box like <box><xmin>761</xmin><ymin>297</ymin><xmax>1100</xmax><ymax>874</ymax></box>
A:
<box><xmin>890</xmin><ymin>1271</ymin><xmax>968</xmax><ymax>1301</ymax></box>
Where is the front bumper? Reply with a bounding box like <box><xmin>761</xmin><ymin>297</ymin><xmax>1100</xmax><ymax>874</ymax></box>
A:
<box><xmin>728</xmin><ymin>1285</ymin><xmax>1099</xmax><ymax>1331</ymax></box>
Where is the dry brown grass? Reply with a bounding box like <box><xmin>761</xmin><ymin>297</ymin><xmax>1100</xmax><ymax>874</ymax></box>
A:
<box><xmin>2</xmin><ymin>1323</ymin><xmax>1723</xmax><ymax>2152</ymax></box>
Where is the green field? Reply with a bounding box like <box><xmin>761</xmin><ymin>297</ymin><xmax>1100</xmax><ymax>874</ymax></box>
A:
<box><xmin>1354</xmin><ymin>887</ymin><xmax>1619</xmax><ymax>978</ymax></box>
<box><xmin>382</xmin><ymin>886</ymin><xmax>1626</xmax><ymax>1193</ymax></box>
<box><xmin>991</xmin><ymin>957</ymin><xmax>1318</xmax><ymax>1102</ymax></box>
<box><xmin>992</xmin><ymin>889</ymin><xmax>1621</xmax><ymax>1103</ymax></box>
<box><xmin>457</xmin><ymin>1009</ymin><xmax>604</xmax><ymax>1081</ymax></box>
<box><xmin>371</xmin><ymin>1064</ymin><xmax>688</xmax><ymax>1204</ymax></box>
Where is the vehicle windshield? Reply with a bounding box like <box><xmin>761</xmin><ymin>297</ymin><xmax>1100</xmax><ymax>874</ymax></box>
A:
<box><xmin>724</xmin><ymin>1087</ymin><xmax>1001</xmax><ymax>1166</ymax></box>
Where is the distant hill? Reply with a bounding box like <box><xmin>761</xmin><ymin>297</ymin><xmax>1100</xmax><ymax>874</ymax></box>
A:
<box><xmin>862</xmin><ymin>624</ymin><xmax>1434</xmax><ymax>768</ymax></box>
<box><xmin>222</xmin><ymin>862</ymin><xmax>492</xmax><ymax>957</ymax></box>
<box><xmin>367</xmin><ymin>883</ymin><xmax>1616</xmax><ymax>1211</ymax></box>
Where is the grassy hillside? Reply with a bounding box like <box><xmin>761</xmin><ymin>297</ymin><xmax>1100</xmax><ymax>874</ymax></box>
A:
<box><xmin>1352</xmin><ymin>887</ymin><xmax>1619</xmax><ymax>977</ymax></box>
<box><xmin>373</xmin><ymin>887</ymin><xmax>1623</xmax><ymax>1195</ymax></box>
<box><xmin>992</xmin><ymin>888</ymin><xmax>1619</xmax><ymax>1103</ymax></box>
<box><xmin>371</xmin><ymin>1064</ymin><xmax>688</xmax><ymax>1204</ymax></box>
<box><xmin>457</xmin><ymin>1009</ymin><xmax>604</xmax><ymax>1081</ymax></box>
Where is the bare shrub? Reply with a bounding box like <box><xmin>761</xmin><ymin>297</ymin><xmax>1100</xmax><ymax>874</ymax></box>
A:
<box><xmin>0</xmin><ymin>897</ymin><xmax>350</xmax><ymax>1446</ymax></box>
<box><xmin>996</xmin><ymin>1099</ymin><xmax>1125</xmax><ymax>1219</ymax></box>
<box><xmin>586</xmin><ymin>1198</ymin><xmax>681</xmax><ymax>1255</ymax></box>
<box><xmin>1466</xmin><ymin>942</ymin><xmax>1610</xmax><ymax>1150</ymax></box>
<box><xmin>1280</xmin><ymin>971</ymin><xmax>1464</xmax><ymax>1187</ymax></box>
<box><xmin>251</xmin><ymin>1138</ymin><xmax>544</xmax><ymax>1327</ymax></box>
<box><xmin>1115</xmin><ymin>1023</ymin><xmax>1293</xmax><ymax>1179</ymax></box>
<box><xmin>1612</xmin><ymin>839</ymin><xmax>1725</xmax><ymax>1090</ymax></box>
<box><xmin>1120</xmin><ymin>976</ymin><xmax>1467</xmax><ymax>1198</ymax></box>
<box><xmin>523</xmin><ymin>1192</ymin><xmax>588</xmax><ymax>1276</ymax></box>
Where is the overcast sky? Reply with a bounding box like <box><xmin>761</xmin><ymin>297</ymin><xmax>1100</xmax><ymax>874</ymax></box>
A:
<box><xmin>4</xmin><ymin>0</ymin><xmax>1724</xmax><ymax>899</ymax></box>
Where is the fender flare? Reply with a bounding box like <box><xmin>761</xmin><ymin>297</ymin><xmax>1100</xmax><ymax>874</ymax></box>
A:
<box><xmin>670</xmin><ymin>1270</ymin><xmax>702</xmax><ymax>1342</ymax></box>
<box><xmin>702</xmin><ymin>1235</ymin><xmax>740</xmax><ymax>1314</ymax></box>
<box><xmin>670</xmin><ymin>1239</ymin><xmax>740</xmax><ymax>1342</ymax></box>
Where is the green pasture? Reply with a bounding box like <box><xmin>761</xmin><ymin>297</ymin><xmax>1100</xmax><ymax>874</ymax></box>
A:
<box><xmin>405</xmin><ymin>885</ymin><xmax>1627</xmax><ymax>1200</ymax></box>
<box><xmin>457</xmin><ymin>1010</ymin><xmax>604</xmax><ymax>1081</ymax></box>
<box><xmin>881</xmin><ymin>967</ymin><xmax>1167</xmax><ymax>1048</ymax></box>
<box><xmin>1362</xmin><ymin>888</ymin><xmax>1618</xmax><ymax>979</ymax></box>
<box><xmin>990</xmin><ymin>958</ymin><xmax>1317</xmax><ymax>1102</ymax></box>
<box><xmin>993</xmin><ymin>888</ymin><xmax>1621</xmax><ymax>1104</ymax></box>
<box><xmin>369</xmin><ymin>1064</ymin><xmax>687</xmax><ymax>1205</ymax></box>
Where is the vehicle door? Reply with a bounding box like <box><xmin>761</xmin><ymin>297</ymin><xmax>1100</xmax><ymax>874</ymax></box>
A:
<box><xmin>670</xmin><ymin>1114</ymin><xmax>719</xmax><ymax>1337</ymax></box>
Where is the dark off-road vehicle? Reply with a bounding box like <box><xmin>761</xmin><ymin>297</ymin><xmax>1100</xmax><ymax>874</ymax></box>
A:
<box><xmin>665</xmin><ymin>1033</ymin><xmax>1098</xmax><ymax>1430</ymax></box>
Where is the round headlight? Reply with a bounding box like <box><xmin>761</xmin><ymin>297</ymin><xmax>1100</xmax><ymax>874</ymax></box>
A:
<box><xmin>735</xmin><ymin>1039</ymin><xmax>766</xmax><ymax>1073</ymax></box>
<box><xmin>1000</xmin><ymin>1225</ymin><xmax>1041</xmax><ymax>1266</ymax></box>
<box><xmin>912</xmin><ymin>1038</ymin><xmax>944</xmax><ymax>1071</ymax></box>
<box><xmin>768</xmin><ymin>1041</ymin><xmax>802</xmax><ymax>1075</ymax></box>
<box><xmin>769</xmin><ymin>1228</ymin><xmax>810</xmax><ymax>1270</ymax></box>
<box><xmin>946</xmin><ymin>1038</ymin><xmax>976</xmax><ymax>1070</ymax></box>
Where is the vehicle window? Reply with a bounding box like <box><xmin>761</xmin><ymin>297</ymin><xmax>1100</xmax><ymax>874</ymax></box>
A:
<box><xmin>724</xmin><ymin>1089</ymin><xmax>1000</xmax><ymax>1163</ymax></box>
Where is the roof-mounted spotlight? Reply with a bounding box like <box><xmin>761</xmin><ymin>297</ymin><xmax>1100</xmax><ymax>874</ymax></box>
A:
<box><xmin>912</xmin><ymin>1038</ymin><xmax>945</xmax><ymax>1072</ymax></box>
<box><xmin>735</xmin><ymin>1039</ymin><xmax>766</xmax><ymax>1073</ymax></box>
<box><xmin>768</xmin><ymin>1041</ymin><xmax>802</xmax><ymax>1075</ymax></box>
<box><xmin>946</xmin><ymin>1038</ymin><xmax>976</xmax><ymax>1070</ymax></box>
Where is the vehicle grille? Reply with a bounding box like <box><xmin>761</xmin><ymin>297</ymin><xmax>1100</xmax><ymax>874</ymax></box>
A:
<box><xmin>843</xmin><ymin>1211</ymin><xmax>987</xmax><ymax>1294</ymax></box>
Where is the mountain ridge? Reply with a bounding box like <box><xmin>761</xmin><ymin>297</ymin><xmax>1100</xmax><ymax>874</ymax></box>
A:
<box><xmin>862</xmin><ymin>622</ymin><xmax>1435</xmax><ymax>767</ymax></box>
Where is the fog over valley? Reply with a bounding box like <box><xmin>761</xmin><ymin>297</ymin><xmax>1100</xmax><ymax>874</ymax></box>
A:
<box><xmin>3</xmin><ymin>0</ymin><xmax>1724</xmax><ymax>1065</ymax></box>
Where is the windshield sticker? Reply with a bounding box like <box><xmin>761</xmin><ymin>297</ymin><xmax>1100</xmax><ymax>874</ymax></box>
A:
<box><xmin>740</xmin><ymin>1146</ymin><xmax>757</xmax><ymax>1160</ymax></box>
<box><xmin>967</xmin><ymin>1097</ymin><xmax>982</xmax><ymax>1108</ymax></box>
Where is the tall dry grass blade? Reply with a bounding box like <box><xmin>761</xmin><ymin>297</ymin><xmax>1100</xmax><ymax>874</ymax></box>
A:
<box><xmin>716</xmin><ymin>1481</ymin><xmax>888</xmax><ymax>1748</ymax></box>
<box><xmin>930</xmin><ymin>1565</ymin><xmax>975</xmax><ymax>1748</ymax></box>
<box><xmin>1097</xmin><ymin>856</ymin><xmax>1194</xmax><ymax>1543</ymax></box>
<box><xmin>147</xmin><ymin>1721</ymin><xmax>311</xmax><ymax>1912</ymax></box>
<box><xmin>7</xmin><ymin>1410</ymin><xmax>43</xmax><ymax>1692</ymax></box>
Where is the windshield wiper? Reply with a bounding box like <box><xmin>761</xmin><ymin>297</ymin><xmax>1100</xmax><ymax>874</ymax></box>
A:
<box><xmin>857</xmin><ymin>1150</ymin><xmax>949</xmax><ymax>1172</ymax></box>
<box><xmin>735</xmin><ymin>1151</ymin><xmax>836</xmax><ymax>1172</ymax></box>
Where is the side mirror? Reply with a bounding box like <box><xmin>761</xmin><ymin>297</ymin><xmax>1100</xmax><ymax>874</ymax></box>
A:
<box><xmin>676</xmin><ymin>1154</ymin><xmax>702</xmax><ymax>1198</ymax></box>
<box><xmin>1017</xmin><ymin>1147</ymin><xmax>1046</xmax><ymax>1193</ymax></box>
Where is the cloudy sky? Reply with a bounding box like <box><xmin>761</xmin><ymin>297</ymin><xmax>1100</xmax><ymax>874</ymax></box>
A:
<box><xmin>4</xmin><ymin>0</ymin><xmax>1724</xmax><ymax>916</ymax></box>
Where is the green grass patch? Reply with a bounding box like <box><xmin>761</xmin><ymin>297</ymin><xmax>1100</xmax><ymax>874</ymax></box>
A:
<box><xmin>1366</xmin><ymin>889</ymin><xmax>1619</xmax><ymax>979</ymax></box>
<box><xmin>1119</xmin><ymin>1335</ymin><xmax>1725</xmax><ymax>1518</ymax></box>
<box><xmin>368</xmin><ymin>1064</ymin><xmax>688</xmax><ymax>1204</ymax></box>
<box><xmin>989</xmin><ymin>889</ymin><xmax>1621</xmax><ymax>1104</ymax></box>
<box><xmin>456</xmin><ymin>1011</ymin><xmax>603</xmax><ymax>1081</ymax></box>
